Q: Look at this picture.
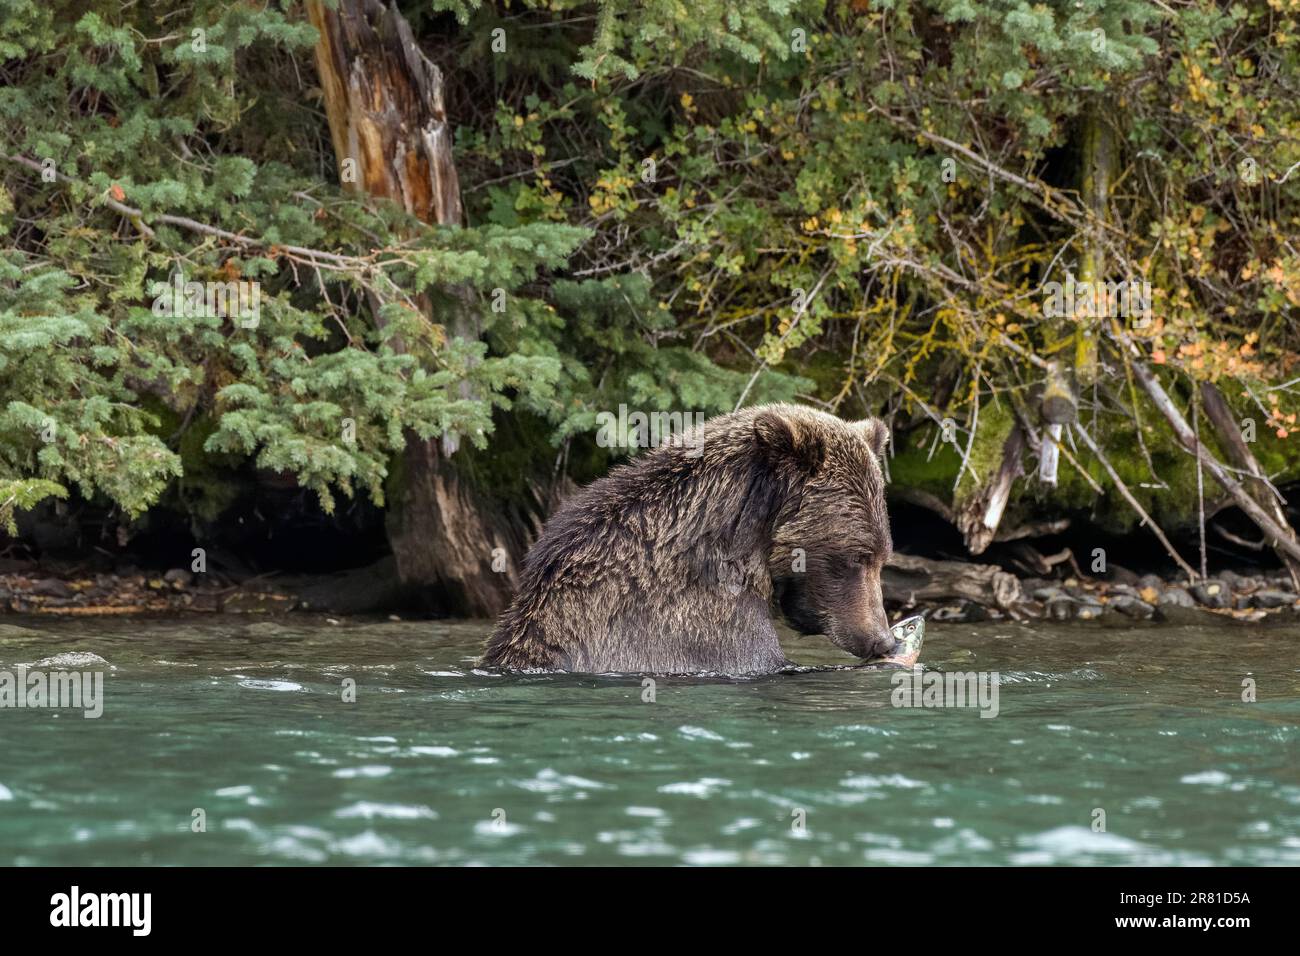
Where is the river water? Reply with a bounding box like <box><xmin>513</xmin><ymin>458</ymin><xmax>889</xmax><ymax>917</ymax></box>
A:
<box><xmin>1</xmin><ymin>614</ymin><xmax>1297</xmax><ymax>865</ymax></box>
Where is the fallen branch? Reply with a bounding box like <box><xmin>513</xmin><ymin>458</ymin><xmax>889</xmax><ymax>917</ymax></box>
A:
<box><xmin>1118</xmin><ymin>339</ymin><xmax>1300</xmax><ymax>567</ymax></box>
<box><xmin>1199</xmin><ymin>380</ymin><xmax>1300</xmax><ymax>587</ymax></box>
<box><xmin>1213</xmin><ymin>523</ymin><xmax>1267</xmax><ymax>552</ymax></box>
<box><xmin>892</xmin><ymin>487</ymin><xmax>955</xmax><ymax>523</ymax></box>
<box><xmin>995</xmin><ymin>518</ymin><xmax>1071</xmax><ymax>542</ymax></box>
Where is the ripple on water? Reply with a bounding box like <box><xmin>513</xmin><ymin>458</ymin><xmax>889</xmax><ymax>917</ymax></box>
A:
<box><xmin>334</xmin><ymin>801</ymin><xmax>438</xmax><ymax>821</ymax></box>
<box><xmin>331</xmin><ymin>765</ymin><xmax>392</xmax><ymax>779</ymax></box>
<box><xmin>841</xmin><ymin>773</ymin><xmax>929</xmax><ymax>790</ymax></box>
<box><xmin>236</xmin><ymin>678</ymin><xmax>305</xmax><ymax>692</ymax></box>
<box><xmin>658</xmin><ymin>778</ymin><xmax>731</xmax><ymax>798</ymax></box>
<box><xmin>516</xmin><ymin>768</ymin><xmax>611</xmax><ymax>794</ymax></box>
<box><xmin>1181</xmin><ymin>770</ymin><xmax>1231</xmax><ymax>785</ymax></box>
<box><xmin>31</xmin><ymin>651</ymin><xmax>112</xmax><ymax>669</ymax></box>
<box><xmin>682</xmin><ymin>848</ymin><xmax>742</xmax><ymax>865</ymax></box>
<box><xmin>678</xmin><ymin>725</ymin><xmax>726</xmax><ymax>742</ymax></box>
<box><xmin>1009</xmin><ymin>826</ymin><xmax>1208</xmax><ymax>866</ymax></box>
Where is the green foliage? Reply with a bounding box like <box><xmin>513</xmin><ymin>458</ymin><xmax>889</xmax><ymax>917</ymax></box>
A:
<box><xmin>4</xmin><ymin>0</ymin><xmax>1300</xmax><ymax>543</ymax></box>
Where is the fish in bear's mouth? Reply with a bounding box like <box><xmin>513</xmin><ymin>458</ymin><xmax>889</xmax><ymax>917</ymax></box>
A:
<box><xmin>861</xmin><ymin>615</ymin><xmax>925</xmax><ymax>667</ymax></box>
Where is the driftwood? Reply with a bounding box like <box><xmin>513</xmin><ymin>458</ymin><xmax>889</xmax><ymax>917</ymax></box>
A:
<box><xmin>955</xmin><ymin>423</ymin><xmax>1026</xmax><ymax>554</ymax></box>
<box><xmin>995</xmin><ymin>518</ymin><xmax>1070</xmax><ymax>542</ymax></box>
<box><xmin>883</xmin><ymin>553</ymin><xmax>1023</xmax><ymax>611</ymax></box>
<box><xmin>1199</xmin><ymin>381</ymin><xmax>1300</xmax><ymax>588</ymax></box>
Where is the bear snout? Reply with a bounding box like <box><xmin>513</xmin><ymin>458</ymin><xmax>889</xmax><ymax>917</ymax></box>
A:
<box><xmin>861</xmin><ymin>631</ymin><xmax>900</xmax><ymax>660</ymax></box>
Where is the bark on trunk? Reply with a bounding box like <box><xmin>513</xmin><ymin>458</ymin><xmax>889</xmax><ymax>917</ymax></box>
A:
<box><xmin>308</xmin><ymin>0</ymin><xmax>518</xmax><ymax>614</ymax></box>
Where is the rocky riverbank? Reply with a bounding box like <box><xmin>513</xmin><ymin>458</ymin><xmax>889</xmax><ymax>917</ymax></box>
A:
<box><xmin>0</xmin><ymin>556</ymin><xmax>404</xmax><ymax>617</ymax></box>
<box><xmin>881</xmin><ymin>553</ymin><xmax>1300</xmax><ymax>625</ymax></box>
<box><xmin>2</xmin><ymin>553</ymin><xmax>1299</xmax><ymax>625</ymax></box>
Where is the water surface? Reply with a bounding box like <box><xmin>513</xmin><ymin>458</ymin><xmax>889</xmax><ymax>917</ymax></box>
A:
<box><xmin>1</xmin><ymin>614</ymin><xmax>1297</xmax><ymax>865</ymax></box>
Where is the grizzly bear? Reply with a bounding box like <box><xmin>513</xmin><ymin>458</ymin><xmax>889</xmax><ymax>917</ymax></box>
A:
<box><xmin>481</xmin><ymin>404</ymin><xmax>896</xmax><ymax>674</ymax></box>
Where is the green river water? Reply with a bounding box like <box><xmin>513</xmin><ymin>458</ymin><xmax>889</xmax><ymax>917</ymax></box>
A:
<box><xmin>1</xmin><ymin>614</ymin><xmax>1297</xmax><ymax>866</ymax></box>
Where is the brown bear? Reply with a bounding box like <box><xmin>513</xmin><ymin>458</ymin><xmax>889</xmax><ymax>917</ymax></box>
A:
<box><xmin>481</xmin><ymin>403</ymin><xmax>896</xmax><ymax>674</ymax></box>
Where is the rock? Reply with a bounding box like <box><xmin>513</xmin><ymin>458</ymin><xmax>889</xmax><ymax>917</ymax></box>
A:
<box><xmin>1159</xmin><ymin>586</ymin><xmax>1196</xmax><ymax>608</ymax></box>
<box><xmin>1157</xmin><ymin>603</ymin><xmax>1208</xmax><ymax>624</ymax></box>
<box><xmin>163</xmin><ymin>568</ymin><xmax>193</xmax><ymax>587</ymax></box>
<box><xmin>1108</xmin><ymin>594</ymin><xmax>1155</xmax><ymax>619</ymax></box>
<box><xmin>30</xmin><ymin>578</ymin><xmax>73</xmax><ymax>599</ymax></box>
<box><xmin>1250</xmin><ymin>590</ymin><xmax>1298</xmax><ymax>609</ymax></box>
<box><xmin>1074</xmin><ymin>600</ymin><xmax>1105</xmax><ymax>621</ymax></box>
<box><xmin>1138</xmin><ymin>574</ymin><xmax>1164</xmax><ymax>591</ymax></box>
<box><xmin>1046</xmin><ymin>596</ymin><xmax>1076</xmax><ymax>621</ymax></box>
<box><xmin>1103</xmin><ymin>564</ymin><xmax>1141</xmax><ymax>586</ymax></box>
<box><xmin>1191</xmin><ymin>581</ymin><xmax>1229</xmax><ymax>608</ymax></box>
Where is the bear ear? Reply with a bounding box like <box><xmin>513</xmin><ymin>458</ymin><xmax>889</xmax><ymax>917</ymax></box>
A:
<box><xmin>753</xmin><ymin>410</ymin><xmax>826</xmax><ymax>478</ymax></box>
<box><xmin>857</xmin><ymin>417</ymin><xmax>890</xmax><ymax>458</ymax></box>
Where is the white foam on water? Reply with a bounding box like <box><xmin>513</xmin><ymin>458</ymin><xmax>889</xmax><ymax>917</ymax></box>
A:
<box><xmin>237</xmin><ymin>678</ymin><xmax>304</xmax><ymax>692</ymax></box>
<box><xmin>841</xmin><ymin>773</ymin><xmax>928</xmax><ymax>790</ymax></box>
<box><xmin>331</xmin><ymin>765</ymin><xmax>392</xmax><ymax>779</ymax></box>
<box><xmin>408</xmin><ymin>746</ymin><xmax>458</xmax><ymax>757</ymax></box>
<box><xmin>335</xmin><ymin>801</ymin><xmax>437</xmax><ymax>821</ymax></box>
<box><xmin>678</xmin><ymin>725</ymin><xmax>725</xmax><ymax>742</ymax></box>
<box><xmin>516</xmin><ymin>768</ymin><xmax>610</xmax><ymax>793</ymax></box>
<box><xmin>32</xmin><ymin>651</ymin><xmax>111</xmax><ymax>669</ymax></box>
<box><xmin>657</xmin><ymin>778</ymin><xmax>731</xmax><ymax>798</ymax></box>
<box><xmin>682</xmin><ymin>848</ymin><xmax>741</xmax><ymax>865</ymax></box>
<box><xmin>1181</xmin><ymin>770</ymin><xmax>1231</xmax><ymax>785</ymax></box>
<box><xmin>626</xmin><ymin>806</ymin><xmax>665</xmax><ymax>818</ymax></box>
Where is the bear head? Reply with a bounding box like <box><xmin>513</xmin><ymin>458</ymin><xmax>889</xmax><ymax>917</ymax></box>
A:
<box><xmin>755</xmin><ymin>408</ymin><xmax>897</xmax><ymax>660</ymax></box>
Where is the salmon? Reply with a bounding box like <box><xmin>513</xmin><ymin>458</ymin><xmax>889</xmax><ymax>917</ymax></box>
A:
<box><xmin>862</xmin><ymin>614</ymin><xmax>925</xmax><ymax>667</ymax></box>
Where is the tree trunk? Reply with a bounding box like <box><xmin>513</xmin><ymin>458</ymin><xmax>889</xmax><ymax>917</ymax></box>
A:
<box><xmin>308</xmin><ymin>0</ymin><xmax>519</xmax><ymax>614</ymax></box>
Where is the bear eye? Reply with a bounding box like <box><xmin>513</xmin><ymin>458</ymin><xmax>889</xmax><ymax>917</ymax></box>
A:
<box><xmin>853</xmin><ymin>552</ymin><xmax>873</xmax><ymax>566</ymax></box>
